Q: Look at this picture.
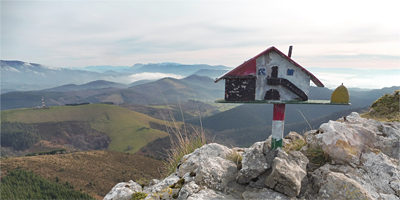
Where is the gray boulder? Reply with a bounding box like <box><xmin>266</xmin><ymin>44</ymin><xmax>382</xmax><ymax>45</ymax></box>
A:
<box><xmin>186</xmin><ymin>189</ymin><xmax>236</xmax><ymax>200</ymax></box>
<box><xmin>265</xmin><ymin>149</ymin><xmax>309</xmax><ymax>197</ymax></box>
<box><xmin>176</xmin><ymin>143</ymin><xmax>238</xmax><ymax>191</ymax></box>
<box><xmin>310</xmin><ymin>112</ymin><xmax>400</xmax><ymax>165</ymax></box>
<box><xmin>237</xmin><ymin>142</ymin><xmax>270</xmax><ymax>184</ymax></box>
<box><xmin>103</xmin><ymin>180</ymin><xmax>142</xmax><ymax>200</ymax></box>
<box><xmin>144</xmin><ymin>173</ymin><xmax>180</xmax><ymax>194</ymax></box>
<box><xmin>242</xmin><ymin>186</ymin><xmax>295</xmax><ymax>200</ymax></box>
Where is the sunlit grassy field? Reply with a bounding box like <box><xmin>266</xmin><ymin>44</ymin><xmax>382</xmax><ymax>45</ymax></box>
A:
<box><xmin>1</xmin><ymin>104</ymin><xmax>182</xmax><ymax>153</ymax></box>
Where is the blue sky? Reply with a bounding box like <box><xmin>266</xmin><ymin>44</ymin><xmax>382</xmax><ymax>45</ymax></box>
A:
<box><xmin>1</xmin><ymin>0</ymin><xmax>399</xmax><ymax>88</ymax></box>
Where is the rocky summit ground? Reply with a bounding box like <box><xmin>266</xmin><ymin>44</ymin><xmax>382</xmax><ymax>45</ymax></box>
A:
<box><xmin>105</xmin><ymin>112</ymin><xmax>400</xmax><ymax>200</ymax></box>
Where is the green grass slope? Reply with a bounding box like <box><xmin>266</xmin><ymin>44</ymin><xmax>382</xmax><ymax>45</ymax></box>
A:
<box><xmin>1</xmin><ymin>104</ymin><xmax>174</xmax><ymax>153</ymax></box>
<box><xmin>361</xmin><ymin>90</ymin><xmax>399</xmax><ymax>122</ymax></box>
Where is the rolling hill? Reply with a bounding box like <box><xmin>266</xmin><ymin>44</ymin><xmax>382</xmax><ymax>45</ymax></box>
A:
<box><xmin>1</xmin><ymin>104</ymin><xmax>181</xmax><ymax>153</ymax></box>
<box><xmin>41</xmin><ymin>80</ymin><xmax>128</xmax><ymax>92</ymax></box>
<box><xmin>0</xmin><ymin>75</ymin><xmax>224</xmax><ymax>110</ymax></box>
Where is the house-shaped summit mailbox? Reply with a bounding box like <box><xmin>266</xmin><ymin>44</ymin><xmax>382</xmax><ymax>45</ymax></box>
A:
<box><xmin>215</xmin><ymin>46</ymin><xmax>324</xmax><ymax>101</ymax></box>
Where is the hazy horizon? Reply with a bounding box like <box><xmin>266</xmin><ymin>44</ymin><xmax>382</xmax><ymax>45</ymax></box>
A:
<box><xmin>2</xmin><ymin>1</ymin><xmax>398</xmax><ymax>69</ymax></box>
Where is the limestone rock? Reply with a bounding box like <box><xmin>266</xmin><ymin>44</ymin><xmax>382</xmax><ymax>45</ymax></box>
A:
<box><xmin>311</xmin><ymin>112</ymin><xmax>400</xmax><ymax>165</ymax></box>
<box><xmin>242</xmin><ymin>186</ymin><xmax>294</xmax><ymax>200</ymax></box>
<box><xmin>265</xmin><ymin>149</ymin><xmax>309</xmax><ymax>197</ymax></box>
<box><xmin>104</xmin><ymin>113</ymin><xmax>400</xmax><ymax>200</ymax></box>
<box><xmin>390</xmin><ymin>180</ymin><xmax>400</xmax><ymax>197</ymax></box>
<box><xmin>237</xmin><ymin>142</ymin><xmax>270</xmax><ymax>184</ymax></box>
<box><xmin>144</xmin><ymin>174</ymin><xmax>179</xmax><ymax>194</ymax></box>
<box><xmin>308</xmin><ymin>151</ymin><xmax>400</xmax><ymax>200</ymax></box>
<box><xmin>104</xmin><ymin>180</ymin><xmax>142</xmax><ymax>200</ymax></box>
<box><xmin>144</xmin><ymin>187</ymin><xmax>180</xmax><ymax>200</ymax></box>
<box><xmin>186</xmin><ymin>189</ymin><xmax>236</xmax><ymax>200</ymax></box>
<box><xmin>225</xmin><ymin>180</ymin><xmax>247</xmax><ymax>199</ymax></box>
<box><xmin>176</xmin><ymin>143</ymin><xmax>237</xmax><ymax>191</ymax></box>
<box><xmin>177</xmin><ymin>181</ymin><xmax>200</xmax><ymax>200</ymax></box>
<box><xmin>318</xmin><ymin>171</ymin><xmax>373</xmax><ymax>199</ymax></box>
<box><xmin>285</xmin><ymin>131</ymin><xmax>305</xmax><ymax>143</ymax></box>
<box><xmin>358</xmin><ymin>152</ymin><xmax>400</xmax><ymax>198</ymax></box>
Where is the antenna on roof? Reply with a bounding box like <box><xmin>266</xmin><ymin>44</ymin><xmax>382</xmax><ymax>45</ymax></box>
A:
<box><xmin>288</xmin><ymin>46</ymin><xmax>293</xmax><ymax>58</ymax></box>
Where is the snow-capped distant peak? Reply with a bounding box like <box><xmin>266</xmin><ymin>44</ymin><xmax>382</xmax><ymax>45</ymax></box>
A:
<box><xmin>41</xmin><ymin>64</ymin><xmax>62</xmax><ymax>70</ymax></box>
<box><xmin>2</xmin><ymin>66</ymin><xmax>21</xmax><ymax>73</ymax></box>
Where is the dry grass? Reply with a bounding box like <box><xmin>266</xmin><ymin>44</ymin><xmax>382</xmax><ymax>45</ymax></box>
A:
<box><xmin>282</xmin><ymin>137</ymin><xmax>330</xmax><ymax>170</ymax></box>
<box><xmin>157</xmin><ymin>100</ymin><xmax>207</xmax><ymax>177</ymax></box>
<box><xmin>162</xmin><ymin>122</ymin><xmax>206</xmax><ymax>177</ymax></box>
<box><xmin>225</xmin><ymin>149</ymin><xmax>243</xmax><ymax>170</ymax></box>
<box><xmin>0</xmin><ymin>150</ymin><xmax>165</xmax><ymax>199</ymax></box>
<box><xmin>283</xmin><ymin>139</ymin><xmax>307</xmax><ymax>153</ymax></box>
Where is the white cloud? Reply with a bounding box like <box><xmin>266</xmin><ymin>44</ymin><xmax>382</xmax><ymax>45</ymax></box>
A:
<box><xmin>311</xmin><ymin>71</ymin><xmax>400</xmax><ymax>89</ymax></box>
<box><xmin>128</xmin><ymin>72</ymin><xmax>183</xmax><ymax>83</ymax></box>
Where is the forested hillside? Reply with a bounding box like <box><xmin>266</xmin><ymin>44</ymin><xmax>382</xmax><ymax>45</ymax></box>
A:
<box><xmin>1</xmin><ymin>169</ymin><xmax>95</xmax><ymax>200</ymax></box>
<box><xmin>1</xmin><ymin>122</ymin><xmax>41</xmax><ymax>151</ymax></box>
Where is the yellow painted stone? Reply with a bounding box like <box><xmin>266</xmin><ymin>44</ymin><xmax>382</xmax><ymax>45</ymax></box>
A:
<box><xmin>331</xmin><ymin>84</ymin><xmax>350</xmax><ymax>104</ymax></box>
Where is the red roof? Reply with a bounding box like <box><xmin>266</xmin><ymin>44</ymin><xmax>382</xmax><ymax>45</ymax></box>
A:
<box><xmin>215</xmin><ymin>46</ymin><xmax>324</xmax><ymax>87</ymax></box>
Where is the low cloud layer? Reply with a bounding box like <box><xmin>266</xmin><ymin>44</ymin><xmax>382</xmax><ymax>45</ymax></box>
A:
<box><xmin>309</xmin><ymin>68</ymin><xmax>399</xmax><ymax>89</ymax></box>
<box><xmin>128</xmin><ymin>72</ymin><xmax>183</xmax><ymax>83</ymax></box>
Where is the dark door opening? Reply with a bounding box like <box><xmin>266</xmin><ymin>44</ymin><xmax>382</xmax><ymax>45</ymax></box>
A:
<box><xmin>264</xmin><ymin>89</ymin><xmax>280</xmax><ymax>100</ymax></box>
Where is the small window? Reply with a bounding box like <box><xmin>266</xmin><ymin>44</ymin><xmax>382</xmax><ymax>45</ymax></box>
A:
<box><xmin>287</xmin><ymin>69</ymin><xmax>294</xmax><ymax>76</ymax></box>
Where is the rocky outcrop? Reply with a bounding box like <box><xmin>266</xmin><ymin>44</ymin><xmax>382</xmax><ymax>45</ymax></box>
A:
<box><xmin>264</xmin><ymin>149</ymin><xmax>308</xmax><ymax>197</ymax></box>
<box><xmin>104</xmin><ymin>180</ymin><xmax>142</xmax><ymax>200</ymax></box>
<box><xmin>104</xmin><ymin>112</ymin><xmax>400</xmax><ymax>200</ymax></box>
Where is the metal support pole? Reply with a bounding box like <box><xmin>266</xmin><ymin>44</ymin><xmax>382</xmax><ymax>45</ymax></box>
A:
<box><xmin>271</xmin><ymin>104</ymin><xmax>286</xmax><ymax>149</ymax></box>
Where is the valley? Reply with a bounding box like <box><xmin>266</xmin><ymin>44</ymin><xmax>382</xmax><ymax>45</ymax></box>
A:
<box><xmin>1</xmin><ymin>60</ymin><xmax>399</xmax><ymax>199</ymax></box>
<box><xmin>1</xmin><ymin>104</ymin><xmax>177</xmax><ymax>154</ymax></box>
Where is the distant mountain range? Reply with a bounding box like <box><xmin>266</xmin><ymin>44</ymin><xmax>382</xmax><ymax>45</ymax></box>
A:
<box><xmin>1</xmin><ymin>60</ymin><xmax>114</xmax><ymax>91</ymax></box>
<box><xmin>0</xmin><ymin>74</ymin><xmax>224</xmax><ymax>110</ymax></box>
<box><xmin>1</xmin><ymin>60</ymin><xmax>229</xmax><ymax>92</ymax></box>
<box><xmin>41</xmin><ymin>80</ymin><xmax>129</xmax><ymax>92</ymax></box>
<box><xmin>129</xmin><ymin>63</ymin><xmax>228</xmax><ymax>76</ymax></box>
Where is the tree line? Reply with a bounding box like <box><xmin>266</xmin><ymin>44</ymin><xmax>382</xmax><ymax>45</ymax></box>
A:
<box><xmin>1</xmin><ymin>121</ymin><xmax>41</xmax><ymax>150</ymax></box>
<box><xmin>1</xmin><ymin>169</ymin><xmax>95</xmax><ymax>200</ymax></box>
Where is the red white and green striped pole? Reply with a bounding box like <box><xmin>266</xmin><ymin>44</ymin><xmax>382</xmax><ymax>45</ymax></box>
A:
<box><xmin>271</xmin><ymin>104</ymin><xmax>285</xmax><ymax>149</ymax></box>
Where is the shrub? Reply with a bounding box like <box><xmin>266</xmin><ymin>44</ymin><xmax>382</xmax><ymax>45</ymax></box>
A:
<box><xmin>136</xmin><ymin>178</ymin><xmax>150</xmax><ymax>188</ymax></box>
<box><xmin>132</xmin><ymin>192</ymin><xmax>148</xmax><ymax>200</ymax></box>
